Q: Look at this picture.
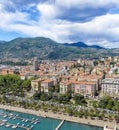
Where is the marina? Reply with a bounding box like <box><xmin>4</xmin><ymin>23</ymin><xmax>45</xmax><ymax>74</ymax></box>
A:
<box><xmin>0</xmin><ymin>109</ymin><xmax>61</xmax><ymax>130</ymax></box>
<box><xmin>0</xmin><ymin>109</ymin><xmax>103</xmax><ymax>130</ymax></box>
<box><xmin>0</xmin><ymin>110</ymin><xmax>41</xmax><ymax>130</ymax></box>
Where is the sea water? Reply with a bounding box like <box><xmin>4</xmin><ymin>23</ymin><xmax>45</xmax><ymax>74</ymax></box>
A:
<box><xmin>0</xmin><ymin>109</ymin><xmax>103</xmax><ymax>130</ymax></box>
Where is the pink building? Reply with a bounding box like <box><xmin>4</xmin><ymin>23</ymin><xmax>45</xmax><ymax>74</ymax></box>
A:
<box><xmin>72</xmin><ymin>81</ymin><xmax>97</xmax><ymax>96</ymax></box>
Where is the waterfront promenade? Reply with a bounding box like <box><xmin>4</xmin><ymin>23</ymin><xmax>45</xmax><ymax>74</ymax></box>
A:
<box><xmin>0</xmin><ymin>104</ymin><xmax>118</xmax><ymax>129</ymax></box>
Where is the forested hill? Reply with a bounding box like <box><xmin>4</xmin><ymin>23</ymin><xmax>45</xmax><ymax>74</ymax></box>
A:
<box><xmin>0</xmin><ymin>37</ymin><xmax>118</xmax><ymax>60</ymax></box>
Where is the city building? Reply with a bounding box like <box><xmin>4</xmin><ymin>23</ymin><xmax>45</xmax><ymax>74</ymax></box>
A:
<box><xmin>59</xmin><ymin>81</ymin><xmax>71</xmax><ymax>94</ymax></box>
<box><xmin>31</xmin><ymin>78</ymin><xmax>42</xmax><ymax>93</ymax></box>
<box><xmin>41</xmin><ymin>79</ymin><xmax>54</xmax><ymax>93</ymax></box>
<box><xmin>32</xmin><ymin>57</ymin><xmax>39</xmax><ymax>71</ymax></box>
<box><xmin>101</xmin><ymin>78</ymin><xmax>119</xmax><ymax>97</ymax></box>
<box><xmin>71</xmin><ymin>81</ymin><xmax>97</xmax><ymax>96</ymax></box>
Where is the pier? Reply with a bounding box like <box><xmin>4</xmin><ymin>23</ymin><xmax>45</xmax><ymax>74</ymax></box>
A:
<box><xmin>55</xmin><ymin>120</ymin><xmax>65</xmax><ymax>130</ymax></box>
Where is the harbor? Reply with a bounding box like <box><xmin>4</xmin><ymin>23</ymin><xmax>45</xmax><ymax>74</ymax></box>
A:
<box><xmin>0</xmin><ymin>108</ymin><xmax>103</xmax><ymax>130</ymax></box>
<box><xmin>0</xmin><ymin>109</ymin><xmax>61</xmax><ymax>130</ymax></box>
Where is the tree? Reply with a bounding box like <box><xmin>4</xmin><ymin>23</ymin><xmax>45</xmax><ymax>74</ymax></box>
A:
<box><xmin>48</xmin><ymin>86</ymin><xmax>55</xmax><ymax>93</ymax></box>
<box><xmin>22</xmin><ymin>79</ymin><xmax>32</xmax><ymax>91</ymax></box>
<box><xmin>40</xmin><ymin>93</ymin><xmax>52</xmax><ymax>101</ymax></box>
<box><xmin>33</xmin><ymin>92</ymin><xmax>41</xmax><ymax>100</ymax></box>
<box><xmin>54</xmin><ymin>84</ymin><xmax>60</xmax><ymax>93</ymax></box>
<box><xmin>106</xmin><ymin>99</ymin><xmax>114</xmax><ymax>110</ymax></box>
<box><xmin>115</xmin><ymin>101</ymin><xmax>119</xmax><ymax>111</ymax></box>
<box><xmin>73</xmin><ymin>94</ymin><xmax>87</xmax><ymax>105</ymax></box>
<box><xmin>98</xmin><ymin>95</ymin><xmax>114</xmax><ymax>110</ymax></box>
<box><xmin>93</xmin><ymin>60</ymin><xmax>98</xmax><ymax>66</ymax></box>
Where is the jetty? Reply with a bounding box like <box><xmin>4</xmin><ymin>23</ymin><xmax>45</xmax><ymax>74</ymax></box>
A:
<box><xmin>55</xmin><ymin>120</ymin><xmax>65</xmax><ymax>130</ymax></box>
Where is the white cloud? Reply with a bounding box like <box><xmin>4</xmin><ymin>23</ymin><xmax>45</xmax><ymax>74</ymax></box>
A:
<box><xmin>37</xmin><ymin>3</ymin><xmax>58</xmax><ymax>19</ymax></box>
<box><xmin>56</xmin><ymin>0</ymin><xmax>119</xmax><ymax>8</ymax></box>
<box><xmin>0</xmin><ymin>0</ymin><xmax>119</xmax><ymax>48</ymax></box>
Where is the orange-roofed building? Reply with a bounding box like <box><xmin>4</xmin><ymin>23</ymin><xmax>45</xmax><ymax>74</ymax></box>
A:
<box><xmin>1</xmin><ymin>69</ymin><xmax>15</xmax><ymax>75</ymax></box>
<box><xmin>71</xmin><ymin>81</ymin><xmax>97</xmax><ymax>96</ymax></box>
<box><xmin>41</xmin><ymin>79</ymin><xmax>54</xmax><ymax>93</ymax></box>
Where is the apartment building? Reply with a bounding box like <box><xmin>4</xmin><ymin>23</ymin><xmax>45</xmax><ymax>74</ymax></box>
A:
<box><xmin>101</xmin><ymin>78</ymin><xmax>119</xmax><ymax>97</ymax></box>
<box><xmin>31</xmin><ymin>78</ymin><xmax>42</xmax><ymax>93</ymax></box>
<box><xmin>41</xmin><ymin>79</ymin><xmax>54</xmax><ymax>93</ymax></box>
<box><xmin>71</xmin><ymin>81</ymin><xmax>97</xmax><ymax>96</ymax></box>
<box><xmin>59</xmin><ymin>81</ymin><xmax>71</xmax><ymax>94</ymax></box>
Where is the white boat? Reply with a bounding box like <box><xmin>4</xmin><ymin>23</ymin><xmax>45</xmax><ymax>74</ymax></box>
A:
<box><xmin>31</xmin><ymin>121</ymin><xmax>34</xmax><ymax>123</ymax></box>
<box><xmin>0</xmin><ymin>123</ymin><xmax>4</xmax><ymax>126</ymax></box>
<box><xmin>31</xmin><ymin>125</ymin><xmax>34</xmax><ymax>128</ymax></box>
<box><xmin>3</xmin><ymin>115</ymin><xmax>7</xmax><ymax>117</ymax></box>
<box><xmin>12</xmin><ymin>125</ymin><xmax>17</xmax><ymax>129</ymax></box>
<box><xmin>22</xmin><ymin>124</ymin><xmax>25</xmax><ymax>126</ymax></box>
<box><xmin>9</xmin><ymin>113</ymin><xmax>13</xmax><ymax>116</ymax></box>
<box><xmin>17</xmin><ymin>123</ymin><xmax>20</xmax><ymax>125</ymax></box>
<box><xmin>13</xmin><ymin>117</ymin><xmax>16</xmax><ymax>120</ymax></box>
<box><xmin>25</xmin><ymin>119</ymin><xmax>28</xmax><ymax>122</ymax></box>
<box><xmin>6</xmin><ymin>124</ymin><xmax>10</xmax><ymax>127</ymax></box>
<box><xmin>34</xmin><ymin>122</ymin><xmax>37</xmax><ymax>124</ymax></box>
<box><xmin>104</xmin><ymin>125</ymin><xmax>116</xmax><ymax>130</ymax></box>
<box><xmin>2</xmin><ymin>119</ymin><xmax>7</xmax><ymax>122</ymax></box>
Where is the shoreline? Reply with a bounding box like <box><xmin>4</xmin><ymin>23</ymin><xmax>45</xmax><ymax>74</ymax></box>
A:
<box><xmin>0</xmin><ymin>104</ymin><xmax>118</xmax><ymax>129</ymax></box>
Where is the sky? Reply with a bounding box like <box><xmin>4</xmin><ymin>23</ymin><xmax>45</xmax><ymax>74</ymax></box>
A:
<box><xmin>0</xmin><ymin>0</ymin><xmax>119</xmax><ymax>48</ymax></box>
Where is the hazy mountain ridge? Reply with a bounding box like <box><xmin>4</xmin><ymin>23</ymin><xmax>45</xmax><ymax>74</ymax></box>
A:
<box><xmin>0</xmin><ymin>37</ymin><xmax>118</xmax><ymax>60</ymax></box>
<box><xmin>64</xmin><ymin>42</ymin><xmax>105</xmax><ymax>49</ymax></box>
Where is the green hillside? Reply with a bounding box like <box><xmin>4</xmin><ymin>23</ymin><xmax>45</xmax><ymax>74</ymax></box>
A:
<box><xmin>0</xmin><ymin>37</ymin><xmax>116</xmax><ymax>60</ymax></box>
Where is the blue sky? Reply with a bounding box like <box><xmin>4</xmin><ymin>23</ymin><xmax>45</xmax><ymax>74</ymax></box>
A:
<box><xmin>0</xmin><ymin>0</ymin><xmax>119</xmax><ymax>48</ymax></box>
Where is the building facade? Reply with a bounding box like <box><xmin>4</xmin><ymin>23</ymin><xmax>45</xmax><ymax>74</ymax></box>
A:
<box><xmin>72</xmin><ymin>81</ymin><xmax>97</xmax><ymax>96</ymax></box>
<box><xmin>59</xmin><ymin>81</ymin><xmax>71</xmax><ymax>94</ymax></box>
<box><xmin>31</xmin><ymin>79</ymin><xmax>42</xmax><ymax>93</ymax></box>
<box><xmin>41</xmin><ymin>79</ymin><xmax>54</xmax><ymax>93</ymax></box>
<box><xmin>101</xmin><ymin>78</ymin><xmax>119</xmax><ymax>97</ymax></box>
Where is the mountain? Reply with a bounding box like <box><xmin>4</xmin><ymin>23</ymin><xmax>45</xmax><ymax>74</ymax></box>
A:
<box><xmin>64</xmin><ymin>42</ymin><xmax>88</xmax><ymax>48</ymax></box>
<box><xmin>0</xmin><ymin>37</ymin><xmax>117</xmax><ymax>61</ymax></box>
<box><xmin>64</xmin><ymin>42</ymin><xmax>105</xmax><ymax>49</ymax></box>
<box><xmin>89</xmin><ymin>45</ymin><xmax>104</xmax><ymax>49</ymax></box>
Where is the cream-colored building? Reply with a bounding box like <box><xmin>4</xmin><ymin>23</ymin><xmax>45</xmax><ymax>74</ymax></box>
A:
<box><xmin>31</xmin><ymin>78</ymin><xmax>42</xmax><ymax>93</ymax></box>
<box><xmin>60</xmin><ymin>81</ymin><xmax>71</xmax><ymax>94</ymax></box>
<box><xmin>101</xmin><ymin>78</ymin><xmax>119</xmax><ymax>97</ymax></box>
